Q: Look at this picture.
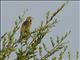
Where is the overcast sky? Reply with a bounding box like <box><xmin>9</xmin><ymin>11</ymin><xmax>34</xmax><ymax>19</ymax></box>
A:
<box><xmin>1</xmin><ymin>1</ymin><xmax>79</xmax><ymax>60</ymax></box>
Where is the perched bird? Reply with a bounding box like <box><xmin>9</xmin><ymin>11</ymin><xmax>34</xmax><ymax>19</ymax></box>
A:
<box><xmin>19</xmin><ymin>16</ymin><xmax>32</xmax><ymax>43</ymax></box>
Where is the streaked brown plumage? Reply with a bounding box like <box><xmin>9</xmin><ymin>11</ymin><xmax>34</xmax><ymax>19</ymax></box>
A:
<box><xmin>19</xmin><ymin>16</ymin><xmax>32</xmax><ymax>43</ymax></box>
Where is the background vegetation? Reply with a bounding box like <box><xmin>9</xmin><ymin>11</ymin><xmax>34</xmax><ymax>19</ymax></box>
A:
<box><xmin>0</xmin><ymin>2</ymin><xmax>79</xmax><ymax>60</ymax></box>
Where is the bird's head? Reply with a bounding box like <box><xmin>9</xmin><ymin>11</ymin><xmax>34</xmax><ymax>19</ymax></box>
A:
<box><xmin>26</xmin><ymin>16</ymin><xmax>32</xmax><ymax>24</ymax></box>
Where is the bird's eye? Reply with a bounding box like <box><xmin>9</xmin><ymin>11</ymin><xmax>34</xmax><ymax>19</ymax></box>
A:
<box><xmin>30</xmin><ymin>19</ymin><xmax>32</xmax><ymax>22</ymax></box>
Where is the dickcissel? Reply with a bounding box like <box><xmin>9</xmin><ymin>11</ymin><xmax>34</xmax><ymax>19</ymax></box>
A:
<box><xmin>19</xmin><ymin>16</ymin><xmax>32</xmax><ymax>43</ymax></box>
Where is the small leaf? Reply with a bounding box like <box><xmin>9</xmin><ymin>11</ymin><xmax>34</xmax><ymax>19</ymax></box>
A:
<box><xmin>52</xmin><ymin>56</ymin><xmax>56</xmax><ymax>60</ymax></box>
<box><xmin>57</xmin><ymin>36</ymin><xmax>59</xmax><ymax>43</ymax></box>
<box><xmin>68</xmin><ymin>51</ymin><xmax>71</xmax><ymax>60</ymax></box>
<box><xmin>76</xmin><ymin>51</ymin><xmax>79</xmax><ymax>60</ymax></box>
<box><xmin>50</xmin><ymin>37</ymin><xmax>55</xmax><ymax>47</ymax></box>
<box><xmin>39</xmin><ymin>46</ymin><xmax>42</xmax><ymax>57</ymax></box>
<box><xmin>46</xmin><ymin>10</ymin><xmax>50</xmax><ymax>23</ymax></box>
<box><xmin>43</xmin><ymin>43</ymin><xmax>48</xmax><ymax>52</ymax></box>
<box><xmin>1</xmin><ymin>33</ymin><xmax>7</xmax><ymax>39</ymax></box>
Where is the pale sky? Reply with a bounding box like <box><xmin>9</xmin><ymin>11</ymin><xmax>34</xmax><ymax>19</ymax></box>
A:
<box><xmin>1</xmin><ymin>1</ymin><xmax>79</xmax><ymax>60</ymax></box>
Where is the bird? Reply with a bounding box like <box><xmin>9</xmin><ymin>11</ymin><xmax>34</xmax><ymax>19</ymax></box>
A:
<box><xmin>19</xmin><ymin>16</ymin><xmax>32</xmax><ymax>43</ymax></box>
